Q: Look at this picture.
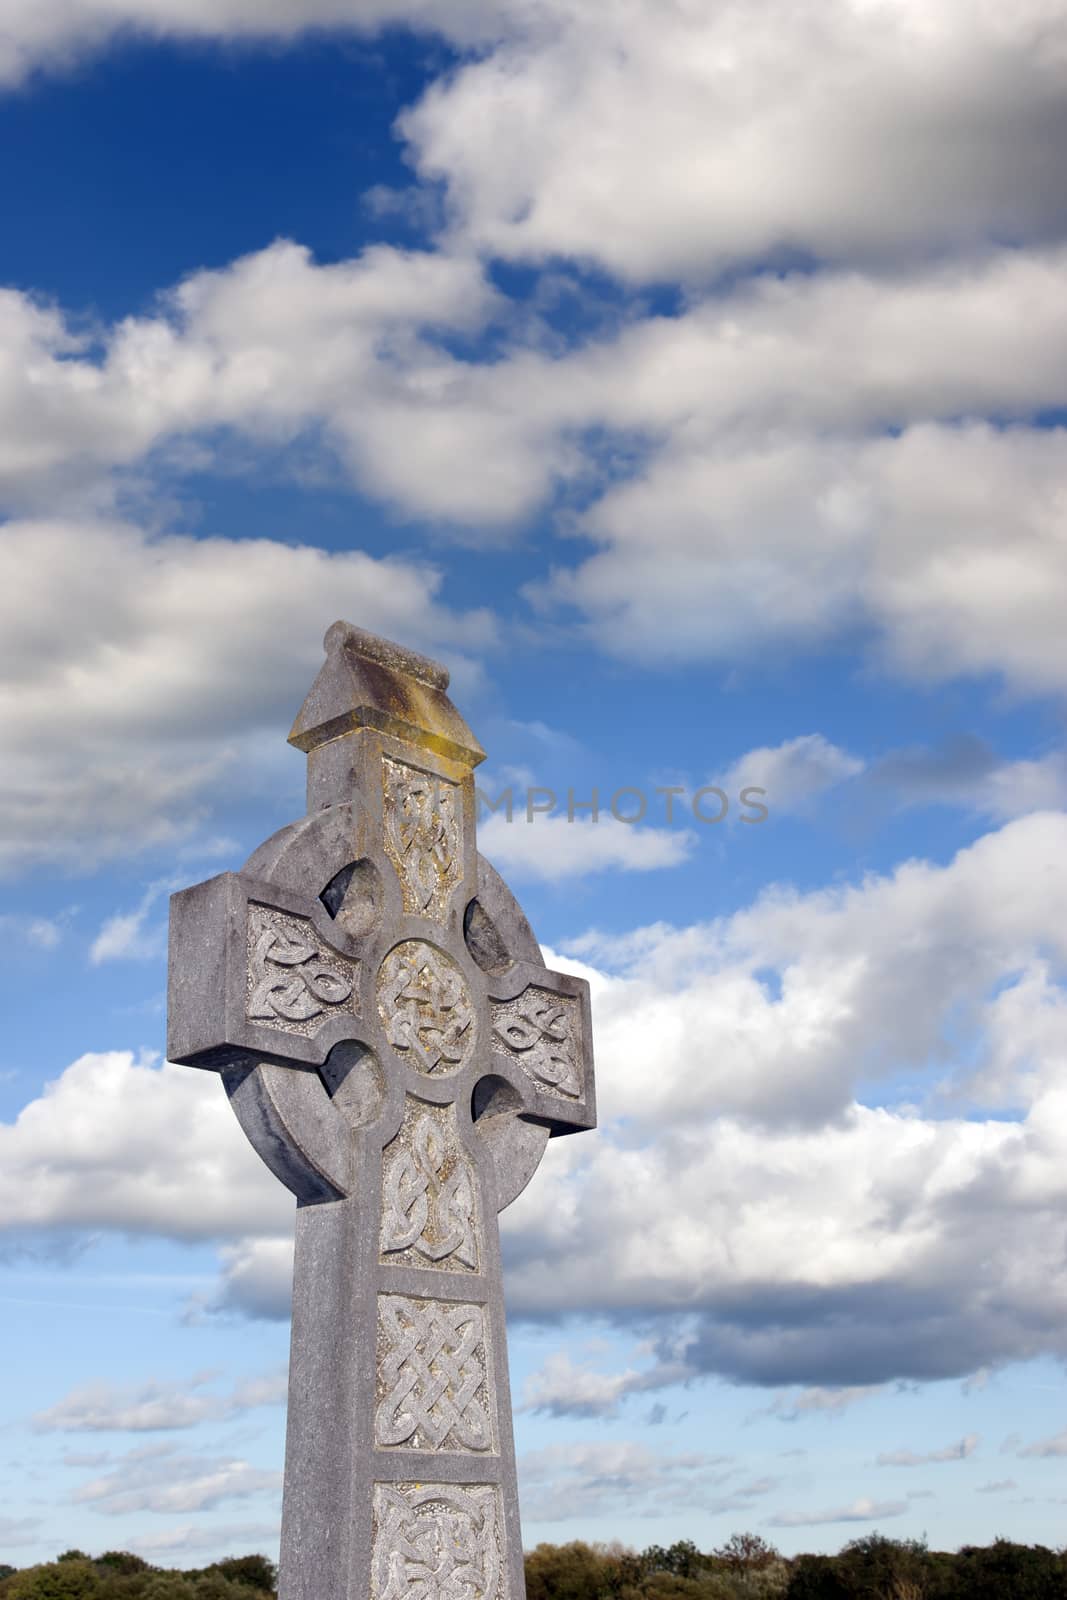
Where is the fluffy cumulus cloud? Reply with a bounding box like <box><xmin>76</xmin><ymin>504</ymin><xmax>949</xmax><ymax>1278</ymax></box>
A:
<box><xmin>0</xmin><ymin>244</ymin><xmax>543</xmax><ymax>523</ymax></box>
<box><xmin>502</xmin><ymin>812</ymin><xmax>1067</xmax><ymax>1385</ymax></box>
<box><xmin>8</xmin><ymin>1</ymin><xmax>1062</xmax><ymax>282</ymax></box>
<box><xmin>6</xmin><ymin>813</ymin><xmax>1067</xmax><ymax>1389</ymax></box>
<box><xmin>2</xmin><ymin>242</ymin><xmax>1067</xmax><ymax>698</ymax></box>
<box><xmin>479</xmin><ymin>812</ymin><xmax>696</xmax><ymax>882</ymax></box>
<box><xmin>713</xmin><ymin>736</ymin><xmax>864</xmax><ymax>817</ymax></box>
<box><xmin>0</xmin><ymin>4</ymin><xmax>1063</xmax><ymax>745</ymax></box>
<box><xmin>403</xmin><ymin>0</ymin><xmax>1067</xmax><ymax>279</ymax></box>
<box><xmin>519</xmin><ymin>1350</ymin><xmax>691</xmax><ymax>1421</ymax></box>
<box><xmin>544</xmin><ymin>418</ymin><xmax>1067</xmax><ymax>688</ymax></box>
<box><xmin>7</xmin><ymin>229</ymin><xmax>1067</xmax><ymax>522</ymax></box>
<box><xmin>0</xmin><ymin>516</ymin><xmax>494</xmax><ymax>872</ymax></box>
<box><xmin>0</xmin><ymin>1050</ymin><xmax>286</xmax><ymax>1241</ymax></box>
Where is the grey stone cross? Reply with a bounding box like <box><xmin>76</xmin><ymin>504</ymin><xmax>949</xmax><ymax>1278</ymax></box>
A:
<box><xmin>167</xmin><ymin>622</ymin><xmax>596</xmax><ymax>1600</ymax></box>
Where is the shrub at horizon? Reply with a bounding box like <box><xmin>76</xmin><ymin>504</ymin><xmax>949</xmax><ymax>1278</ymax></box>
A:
<box><xmin>4</xmin><ymin>1536</ymin><xmax>1067</xmax><ymax>1600</ymax></box>
<box><xmin>0</xmin><ymin>1553</ymin><xmax>276</xmax><ymax>1600</ymax></box>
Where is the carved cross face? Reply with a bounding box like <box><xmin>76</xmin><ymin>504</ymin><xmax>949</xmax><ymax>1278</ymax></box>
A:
<box><xmin>168</xmin><ymin>737</ymin><xmax>595</xmax><ymax>1219</ymax></box>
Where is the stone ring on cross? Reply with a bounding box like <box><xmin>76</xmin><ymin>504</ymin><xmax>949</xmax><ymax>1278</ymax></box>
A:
<box><xmin>167</xmin><ymin>621</ymin><xmax>596</xmax><ymax>1600</ymax></box>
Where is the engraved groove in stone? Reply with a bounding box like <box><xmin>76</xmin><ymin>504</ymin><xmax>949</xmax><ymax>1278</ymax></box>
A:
<box><xmin>246</xmin><ymin>903</ymin><xmax>358</xmax><ymax>1037</ymax></box>
<box><xmin>375</xmin><ymin>1296</ymin><xmax>494</xmax><ymax>1453</ymax></box>
<box><xmin>489</xmin><ymin>987</ymin><xmax>581</xmax><ymax>1098</ymax></box>
<box><xmin>371</xmin><ymin>1483</ymin><xmax>504</xmax><ymax>1600</ymax></box>
<box><xmin>382</xmin><ymin>755</ymin><xmax>463</xmax><ymax>920</ymax></box>
<box><xmin>377</xmin><ymin>940</ymin><xmax>475</xmax><ymax>1076</ymax></box>
<box><xmin>380</xmin><ymin>1100</ymin><xmax>480</xmax><ymax>1272</ymax></box>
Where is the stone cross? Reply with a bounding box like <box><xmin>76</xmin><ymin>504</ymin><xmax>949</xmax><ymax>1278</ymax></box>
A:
<box><xmin>167</xmin><ymin>622</ymin><xmax>596</xmax><ymax>1600</ymax></box>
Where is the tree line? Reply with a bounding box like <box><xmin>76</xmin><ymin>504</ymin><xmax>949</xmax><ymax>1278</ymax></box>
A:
<box><xmin>3</xmin><ymin>1533</ymin><xmax>1067</xmax><ymax>1599</ymax></box>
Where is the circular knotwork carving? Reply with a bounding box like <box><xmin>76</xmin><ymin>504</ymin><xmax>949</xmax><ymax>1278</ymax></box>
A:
<box><xmin>376</xmin><ymin>939</ymin><xmax>475</xmax><ymax>1076</ymax></box>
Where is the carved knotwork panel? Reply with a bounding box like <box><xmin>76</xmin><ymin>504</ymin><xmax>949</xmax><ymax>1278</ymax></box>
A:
<box><xmin>377</xmin><ymin>940</ymin><xmax>475</xmax><ymax>1076</ymax></box>
<box><xmin>375</xmin><ymin>1295</ymin><xmax>495</xmax><ymax>1453</ymax></box>
<box><xmin>380</xmin><ymin>1099</ymin><xmax>480</xmax><ymax>1272</ymax></box>
<box><xmin>246</xmin><ymin>903</ymin><xmax>359</xmax><ymax>1037</ymax></box>
<box><xmin>371</xmin><ymin>1483</ymin><xmax>505</xmax><ymax>1600</ymax></box>
<box><xmin>382</xmin><ymin>756</ymin><xmax>463</xmax><ymax>921</ymax></box>
<box><xmin>490</xmin><ymin>987</ymin><xmax>581</xmax><ymax>1099</ymax></box>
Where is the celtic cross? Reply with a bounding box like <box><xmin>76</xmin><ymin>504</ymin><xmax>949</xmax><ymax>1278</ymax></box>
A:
<box><xmin>167</xmin><ymin>622</ymin><xmax>596</xmax><ymax>1600</ymax></box>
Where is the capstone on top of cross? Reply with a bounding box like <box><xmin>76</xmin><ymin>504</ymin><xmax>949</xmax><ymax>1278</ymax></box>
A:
<box><xmin>288</xmin><ymin>620</ymin><xmax>486</xmax><ymax>770</ymax></box>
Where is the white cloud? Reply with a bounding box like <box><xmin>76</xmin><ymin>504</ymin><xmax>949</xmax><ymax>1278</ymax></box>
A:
<box><xmin>204</xmin><ymin>1239</ymin><xmax>297</xmax><ymax>1322</ymax></box>
<box><xmin>5</xmin><ymin>0</ymin><xmax>1067</xmax><ymax>307</ymax></box>
<box><xmin>766</xmin><ymin>1497</ymin><xmax>909</xmax><ymax>1528</ymax></box>
<box><xmin>566</xmin><ymin>811</ymin><xmax>1067</xmax><ymax>1127</ymax></box>
<box><xmin>763</xmin><ymin>1386</ymin><xmax>886</xmax><ymax>1422</ymax></box>
<box><xmin>0</xmin><ymin>243</ymin><xmax>537</xmax><ymax>524</ymax></box>
<box><xmin>0</xmin><ymin>0</ymin><xmax>510</xmax><ymax>88</ymax></box>
<box><xmin>72</xmin><ymin>1442</ymin><xmax>281</xmax><ymax>1516</ymax></box>
<box><xmin>403</xmin><ymin>0</ymin><xmax>1067</xmax><ymax>280</ymax></box>
<box><xmin>1</xmin><ymin>239</ymin><xmax>1066</xmax><ymax>699</ymax></box>
<box><xmin>125</xmin><ymin>1520</ymin><xmax>280</xmax><ymax>1557</ymax></box>
<box><xmin>495</xmin><ymin>814</ymin><xmax>1067</xmax><ymax>1382</ymax></box>
<box><xmin>89</xmin><ymin>880</ymin><xmax>175</xmax><ymax>964</ymax></box>
<box><xmin>1019</xmin><ymin>1425</ymin><xmax>1067</xmax><ymax>1458</ymax></box>
<box><xmin>542</xmin><ymin>421</ymin><xmax>1067</xmax><ymax>692</ymax></box>
<box><xmin>0</xmin><ymin>1050</ymin><xmax>287</xmax><ymax>1241</ymax></box>
<box><xmin>0</xmin><ymin>516</ymin><xmax>494</xmax><ymax>873</ymax></box>
<box><xmin>518</xmin><ymin>1440</ymin><xmax>737</xmax><ymax>1525</ymax></box>
<box><xmin>89</xmin><ymin>906</ymin><xmax>163</xmax><ymax>965</ymax></box>
<box><xmin>967</xmin><ymin>755</ymin><xmax>1067</xmax><ymax>820</ymax></box>
<box><xmin>865</xmin><ymin>737</ymin><xmax>1067</xmax><ymax>822</ymax></box>
<box><xmin>34</xmin><ymin>1368</ymin><xmax>287</xmax><ymax>1432</ymax></box>
<box><xmin>714</xmin><ymin>736</ymin><xmax>864</xmax><ymax>816</ymax></box>
<box><xmin>521</xmin><ymin>1351</ymin><xmax>640</xmax><ymax>1419</ymax></box>
<box><xmin>0</xmin><ymin>911</ymin><xmax>73</xmax><ymax>949</ymax></box>
<box><xmin>6</xmin><ymin>237</ymin><xmax>1067</xmax><ymax>521</ymax></box>
<box><xmin>479</xmin><ymin>812</ymin><xmax>695</xmax><ymax>882</ymax></box>
<box><xmin>519</xmin><ymin>1349</ymin><xmax>691</xmax><ymax>1420</ymax></box>
<box><xmin>877</xmin><ymin>1433</ymin><xmax>979</xmax><ymax>1466</ymax></box>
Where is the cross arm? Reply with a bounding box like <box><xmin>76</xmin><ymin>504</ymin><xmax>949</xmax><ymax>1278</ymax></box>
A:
<box><xmin>482</xmin><ymin>959</ymin><xmax>596</xmax><ymax>1137</ymax></box>
<box><xmin>167</xmin><ymin>868</ymin><xmax>367</xmax><ymax>1205</ymax></box>
<box><xmin>167</xmin><ymin>870</ymin><xmax>364</xmax><ymax>1073</ymax></box>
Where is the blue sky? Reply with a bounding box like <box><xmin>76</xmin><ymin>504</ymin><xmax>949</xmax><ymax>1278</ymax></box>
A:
<box><xmin>2</xmin><ymin>0</ymin><xmax>1067</xmax><ymax>1567</ymax></box>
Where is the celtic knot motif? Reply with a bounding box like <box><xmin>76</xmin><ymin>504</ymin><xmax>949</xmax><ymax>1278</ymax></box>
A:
<box><xmin>382</xmin><ymin>756</ymin><xmax>462</xmax><ymax>921</ymax></box>
<box><xmin>380</xmin><ymin>1102</ymin><xmax>479</xmax><ymax>1271</ymax></box>
<box><xmin>376</xmin><ymin>1297</ymin><xmax>493</xmax><ymax>1452</ymax></box>
<box><xmin>371</xmin><ymin>1483</ymin><xmax>503</xmax><ymax>1600</ymax></box>
<box><xmin>246</xmin><ymin>904</ymin><xmax>357</xmax><ymax>1037</ymax></box>
<box><xmin>490</xmin><ymin>988</ymin><xmax>580</xmax><ymax>1098</ymax></box>
<box><xmin>378</xmin><ymin>941</ymin><xmax>475</xmax><ymax>1076</ymax></box>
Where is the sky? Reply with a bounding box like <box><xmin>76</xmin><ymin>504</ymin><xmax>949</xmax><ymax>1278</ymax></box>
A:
<box><xmin>1</xmin><ymin>0</ymin><xmax>1067</xmax><ymax>1569</ymax></box>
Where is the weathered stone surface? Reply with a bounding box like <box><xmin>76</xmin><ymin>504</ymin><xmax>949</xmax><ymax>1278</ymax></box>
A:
<box><xmin>379</xmin><ymin>1098</ymin><xmax>480</xmax><ymax>1272</ymax></box>
<box><xmin>374</xmin><ymin>1294</ymin><xmax>496</xmax><ymax>1453</ymax></box>
<box><xmin>371</xmin><ymin>1483</ymin><xmax>504</xmax><ymax>1600</ymax></box>
<box><xmin>167</xmin><ymin>622</ymin><xmax>596</xmax><ymax>1600</ymax></box>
